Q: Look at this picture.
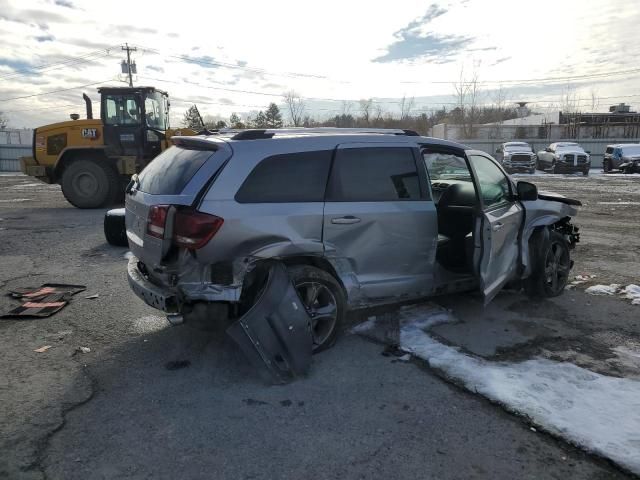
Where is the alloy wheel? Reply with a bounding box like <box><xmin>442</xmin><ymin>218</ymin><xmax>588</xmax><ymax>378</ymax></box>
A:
<box><xmin>295</xmin><ymin>281</ymin><xmax>338</xmax><ymax>350</ymax></box>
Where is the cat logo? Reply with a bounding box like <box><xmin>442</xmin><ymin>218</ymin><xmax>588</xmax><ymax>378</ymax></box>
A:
<box><xmin>81</xmin><ymin>128</ymin><xmax>99</xmax><ymax>140</ymax></box>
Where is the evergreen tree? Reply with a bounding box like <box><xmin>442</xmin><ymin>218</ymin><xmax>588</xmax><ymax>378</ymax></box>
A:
<box><xmin>264</xmin><ymin>103</ymin><xmax>283</xmax><ymax>128</ymax></box>
<box><xmin>254</xmin><ymin>111</ymin><xmax>267</xmax><ymax>128</ymax></box>
<box><xmin>182</xmin><ymin>105</ymin><xmax>203</xmax><ymax>129</ymax></box>
<box><xmin>229</xmin><ymin>113</ymin><xmax>244</xmax><ymax>129</ymax></box>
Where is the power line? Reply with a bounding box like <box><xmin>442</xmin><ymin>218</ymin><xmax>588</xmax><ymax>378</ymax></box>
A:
<box><xmin>0</xmin><ymin>48</ymin><xmax>118</xmax><ymax>81</ymax></box>
<box><xmin>136</xmin><ymin>45</ymin><xmax>327</xmax><ymax>80</ymax></box>
<box><xmin>0</xmin><ymin>80</ymin><xmax>113</xmax><ymax>102</ymax></box>
<box><xmin>137</xmin><ymin>43</ymin><xmax>640</xmax><ymax>87</ymax></box>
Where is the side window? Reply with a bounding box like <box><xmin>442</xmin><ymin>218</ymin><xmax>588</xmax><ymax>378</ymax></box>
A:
<box><xmin>235</xmin><ymin>151</ymin><xmax>332</xmax><ymax>203</ymax></box>
<box><xmin>468</xmin><ymin>155</ymin><xmax>512</xmax><ymax>208</ymax></box>
<box><xmin>327</xmin><ymin>147</ymin><xmax>423</xmax><ymax>201</ymax></box>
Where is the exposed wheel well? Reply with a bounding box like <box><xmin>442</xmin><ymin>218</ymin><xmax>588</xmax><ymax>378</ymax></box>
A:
<box><xmin>280</xmin><ymin>256</ymin><xmax>347</xmax><ymax>296</ymax></box>
<box><xmin>239</xmin><ymin>256</ymin><xmax>347</xmax><ymax>313</ymax></box>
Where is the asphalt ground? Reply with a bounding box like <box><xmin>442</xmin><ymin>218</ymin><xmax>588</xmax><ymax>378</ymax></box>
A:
<box><xmin>0</xmin><ymin>172</ymin><xmax>638</xmax><ymax>480</ymax></box>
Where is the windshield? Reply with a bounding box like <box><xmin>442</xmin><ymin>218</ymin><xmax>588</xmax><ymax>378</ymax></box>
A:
<box><xmin>424</xmin><ymin>151</ymin><xmax>473</xmax><ymax>181</ymax></box>
<box><xmin>144</xmin><ymin>92</ymin><xmax>168</xmax><ymax>130</ymax></box>
<box><xmin>505</xmin><ymin>143</ymin><xmax>531</xmax><ymax>151</ymax></box>
<box><xmin>557</xmin><ymin>144</ymin><xmax>584</xmax><ymax>152</ymax></box>
<box><xmin>621</xmin><ymin>145</ymin><xmax>640</xmax><ymax>156</ymax></box>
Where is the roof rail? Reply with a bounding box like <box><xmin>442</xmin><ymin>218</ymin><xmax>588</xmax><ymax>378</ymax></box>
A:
<box><xmin>227</xmin><ymin>127</ymin><xmax>421</xmax><ymax>140</ymax></box>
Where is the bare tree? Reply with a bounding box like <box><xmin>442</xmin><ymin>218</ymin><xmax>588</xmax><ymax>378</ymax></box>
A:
<box><xmin>283</xmin><ymin>90</ymin><xmax>306</xmax><ymax>127</ymax></box>
<box><xmin>359</xmin><ymin>98</ymin><xmax>373</xmax><ymax>125</ymax></box>
<box><xmin>560</xmin><ymin>84</ymin><xmax>579</xmax><ymax>113</ymax></box>
<box><xmin>589</xmin><ymin>88</ymin><xmax>600</xmax><ymax>111</ymax></box>
<box><xmin>399</xmin><ymin>95</ymin><xmax>415</xmax><ymax>120</ymax></box>
<box><xmin>373</xmin><ymin>104</ymin><xmax>385</xmax><ymax>126</ymax></box>
<box><xmin>340</xmin><ymin>100</ymin><xmax>353</xmax><ymax>116</ymax></box>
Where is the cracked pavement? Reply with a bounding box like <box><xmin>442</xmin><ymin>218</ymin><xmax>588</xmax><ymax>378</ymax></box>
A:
<box><xmin>0</xmin><ymin>173</ymin><xmax>637</xmax><ymax>479</ymax></box>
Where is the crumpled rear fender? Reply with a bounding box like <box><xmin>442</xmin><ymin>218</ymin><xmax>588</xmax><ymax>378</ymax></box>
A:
<box><xmin>226</xmin><ymin>262</ymin><xmax>313</xmax><ymax>383</ymax></box>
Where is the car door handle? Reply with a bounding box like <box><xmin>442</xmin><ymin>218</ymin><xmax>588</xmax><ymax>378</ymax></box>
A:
<box><xmin>492</xmin><ymin>222</ymin><xmax>504</xmax><ymax>231</ymax></box>
<box><xmin>331</xmin><ymin>216</ymin><xmax>361</xmax><ymax>225</ymax></box>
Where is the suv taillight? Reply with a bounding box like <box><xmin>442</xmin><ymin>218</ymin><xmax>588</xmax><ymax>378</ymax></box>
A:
<box><xmin>146</xmin><ymin>205</ymin><xmax>170</xmax><ymax>239</ymax></box>
<box><xmin>173</xmin><ymin>209</ymin><xmax>224</xmax><ymax>250</ymax></box>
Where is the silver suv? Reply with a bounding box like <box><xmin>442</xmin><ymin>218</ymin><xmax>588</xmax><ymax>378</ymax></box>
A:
<box><xmin>126</xmin><ymin>128</ymin><xmax>580</xmax><ymax>353</ymax></box>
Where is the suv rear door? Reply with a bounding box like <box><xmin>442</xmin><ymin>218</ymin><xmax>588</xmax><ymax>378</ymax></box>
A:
<box><xmin>467</xmin><ymin>152</ymin><xmax>523</xmax><ymax>302</ymax></box>
<box><xmin>323</xmin><ymin>143</ymin><xmax>437</xmax><ymax>302</ymax></box>
<box><xmin>125</xmin><ymin>138</ymin><xmax>231</xmax><ymax>268</ymax></box>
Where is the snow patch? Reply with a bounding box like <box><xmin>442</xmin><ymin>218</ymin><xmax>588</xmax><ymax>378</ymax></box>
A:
<box><xmin>123</xmin><ymin>251</ymin><xmax>134</xmax><ymax>260</ymax></box>
<box><xmin>0</xmin><ymin>198</ymin><xmax>32</xmax><ymax>203</ymax></box>
<box><xmin>355</xmin><ymin>306</ymin><xmax>640</xmax><ymax>474</ymax></box>
<box><xmin>585</xmin><ymin>284</ymin><xmax>640</xmax><ymax>305</ymax></box>
<box><xmin>585</xmin><ymin>284</ymin><xmax>620</xmax><ymax>295</ymax></box>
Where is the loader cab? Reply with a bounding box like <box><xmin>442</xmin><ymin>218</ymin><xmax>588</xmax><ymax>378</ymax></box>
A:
<box><xmin>99</xmin><ymin>86</ymin><xmax>169</xmax><ymax>161</ymax></box>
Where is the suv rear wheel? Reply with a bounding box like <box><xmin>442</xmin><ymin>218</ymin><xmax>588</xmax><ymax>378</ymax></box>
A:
<box><xmin>288</xmin><ymin>265</ymin><xmax>345</xmax><ymax>353</ymax></box>
<box><xmin>524</xmin><ymin>229</ymin><xmax>571</xmax><ymax>297</ymax></box>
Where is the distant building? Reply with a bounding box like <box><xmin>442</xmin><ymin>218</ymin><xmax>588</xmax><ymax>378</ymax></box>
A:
<box><xmin>0</xmin><ymin>128</ymin><xmax>33</xmax><ymax>145</ymax></box>
<box><xmin>430</xmin><ymin>104</ymin><xmax>640</xmax><ymax>140</ymax></box>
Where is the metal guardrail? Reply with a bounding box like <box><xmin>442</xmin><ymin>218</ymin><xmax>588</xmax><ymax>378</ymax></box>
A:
<box><xmin>0</xmin><ymin>145</ymin><xmax>32</xmax><ymax>172</ymax></box>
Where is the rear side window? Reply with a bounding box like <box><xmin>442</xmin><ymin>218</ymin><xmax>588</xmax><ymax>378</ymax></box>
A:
<box><xmin>327</xmin><ymin>147</ymin><xmax>423</xmax><ymax>201</ymax></box>
<box><xmin>138</xmin><ymin>146</ymin><xmax>214</xmax><ymax>195</ymax></box>
<box><xmin>235</xmin><ymin>151</ymin><xmax>332</xmax><ymax>203</ymax></box>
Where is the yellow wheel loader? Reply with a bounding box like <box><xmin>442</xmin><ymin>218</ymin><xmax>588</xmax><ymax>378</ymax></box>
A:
<box><xmin>21</xmin><ymin>86</ymin><xmax>196</xmax><ymax>208</ymax></box>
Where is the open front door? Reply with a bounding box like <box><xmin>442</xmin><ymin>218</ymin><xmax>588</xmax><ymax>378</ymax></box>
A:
<box><xmin>467</xmin><ymin>153</ymin><xmax>524</xmax><ymax>303</ymax></box>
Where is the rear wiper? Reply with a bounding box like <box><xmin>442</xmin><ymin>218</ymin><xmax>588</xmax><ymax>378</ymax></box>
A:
<box><xmin>125</xmin><ymin>173</ymin><xmax>139</xmax><ymax>194</ymax></box>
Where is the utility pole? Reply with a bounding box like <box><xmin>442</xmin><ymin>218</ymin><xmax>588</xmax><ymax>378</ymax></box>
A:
<box><xmin>121</xmin><ymin>43</ymin><xmax>137</xmax><ymax>87</ymax></box>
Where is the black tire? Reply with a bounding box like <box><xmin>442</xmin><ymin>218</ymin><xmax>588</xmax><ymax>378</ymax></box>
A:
<box><xmin>549</xmin><ymin>162</ymin><xmax>557</xmax><ymax>174</ymax></box>
<box><xmin>61</xmin><ymin>158</ymin><xmax>120</xmax><ymax>209</ymax></box>
<box><xmin>603</xmin><ymin>159</ymin><xmax>611</xmax><ymax>173</ymax></box>
<box><xmin>103</xmin><ymin>209</ymin><xmax>128</xmax><ymax>247</ymax></box>
<box><xmin>528</xmin><ymin>168</ymin><xmax>535</xmax><ymax>174</ymax></box>
<box><xmin>287</xmin><ymin>265</ymin><xmax>345</xmax><ymax>353</ymax></box>
<box><xmin>524</xmin><ymin>229</ymin><xmax>571</xmax><ymax>298</ymax></box>
<box><xmin>583</xmin><ymin>169</ymin><xmax>589</xmax><ymax>176</ymax></box>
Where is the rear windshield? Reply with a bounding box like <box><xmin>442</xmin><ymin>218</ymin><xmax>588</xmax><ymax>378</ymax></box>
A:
<box><xmin>505</xmin><ymin>143</ymin><xmax>530</xmax><ymax>150</ymax></box>
<box><xmin>137</xmin><ymin>146</ymin><xmax>214</xmax><ymax>195</ymax></box>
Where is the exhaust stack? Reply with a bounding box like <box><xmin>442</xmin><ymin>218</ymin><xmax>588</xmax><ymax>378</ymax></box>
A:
<box><xmin>82</xmin><ymin>93</ymin><xmax>93</xmax><ymax>119</ymax></box>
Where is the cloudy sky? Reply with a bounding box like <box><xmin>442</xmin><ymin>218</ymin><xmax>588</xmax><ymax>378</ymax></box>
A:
<box><xmin>1</xmin><ymin>0</ymin><xmax>639</xmax><ymax>128</ymax></box>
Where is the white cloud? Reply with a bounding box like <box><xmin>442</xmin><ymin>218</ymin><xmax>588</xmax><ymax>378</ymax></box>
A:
<box><xmin>1</xmin><ymin>0</ymin><xmax>639</xmax><ymax>127</ymax></box>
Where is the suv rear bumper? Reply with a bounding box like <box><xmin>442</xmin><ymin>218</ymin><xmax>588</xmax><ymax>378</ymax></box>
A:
<box><xmin>127</xmin><ymin>256</ymin><xmax>178</xmax><ymax>312</ymax></box>
<box><xmin>127</xmin><ymin>256</ymin><xmax>243</xmax><ymax>312</ymax></box>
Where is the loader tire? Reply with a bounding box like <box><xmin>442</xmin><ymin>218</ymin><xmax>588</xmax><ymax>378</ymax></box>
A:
<box><xmin>104</xmin><ymin>208</ymin><xmax>128</xmax><ymax>247</ymax></box>
<box><xmin>61</xmin><ymin>159</ymin><xmax>120</xmax><ymax>209</ymax></box>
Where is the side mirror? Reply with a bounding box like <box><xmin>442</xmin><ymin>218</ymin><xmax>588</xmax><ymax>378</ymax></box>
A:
<box><xmin>517</xmin><ymin>181</ymin><xmax>538</xmax><ymax>201</ymax></box>
<box><xmin>586</xmin><ymin>150</ymin><xmax>591</xmax><ymax>154</ymax></box>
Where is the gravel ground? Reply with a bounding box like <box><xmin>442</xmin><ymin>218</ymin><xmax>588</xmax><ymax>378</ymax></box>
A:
<box><xmin>0</xmin><ymin>172</ymin><xmax>637</xmax><ymax>480</ymax></box>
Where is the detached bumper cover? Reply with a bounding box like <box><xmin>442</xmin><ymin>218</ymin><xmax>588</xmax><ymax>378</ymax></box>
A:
<box><xmin>227</xmin><ymin>263</ymin><xmax>313</xmax><ymax>383</ymax></box>
<box><xmin>127</xmin><ymin>256</ymin><xmax>177</xmax><ymax>312</ymax></box>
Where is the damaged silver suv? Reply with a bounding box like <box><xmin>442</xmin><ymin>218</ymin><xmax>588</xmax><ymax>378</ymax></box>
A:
<box><xmin>125</xmin><ymin>128</ymin><xmax>580</xmax><ymax>368</ymax></box>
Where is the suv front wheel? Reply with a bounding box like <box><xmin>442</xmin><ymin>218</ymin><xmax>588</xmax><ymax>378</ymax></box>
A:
<box><xmin>288</xmin><ymin>265</ymin><xmax>345</xmax><ymax>353</ymax></box>
<box><xmin>524</xmin><ymin>229</ymin><xmax>571</xmax><ymax>297</ymax></box>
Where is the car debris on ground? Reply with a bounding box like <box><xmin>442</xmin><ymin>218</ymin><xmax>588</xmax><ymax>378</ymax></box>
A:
<box><xmin>2</xmin><ymin>284</ymin><xmax>86</xmax><ymax>318</ymax></box>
